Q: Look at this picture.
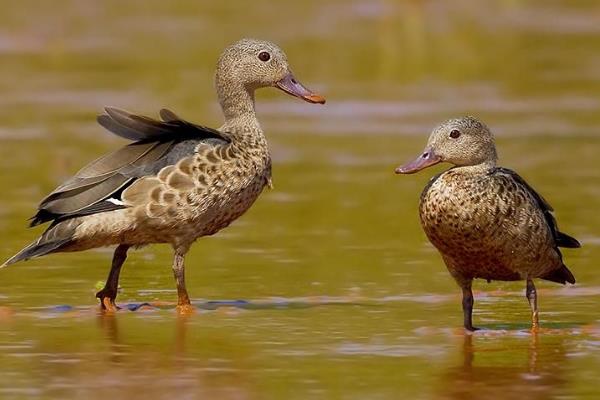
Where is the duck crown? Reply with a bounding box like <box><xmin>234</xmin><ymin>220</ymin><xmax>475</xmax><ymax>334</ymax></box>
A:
<box><xmin>427</xmin><ymin>116</ymin><xmax>498</xmax><ymax>167</ymax></box>
<box><xmin>215</xmin><ymin>38</ymin><xmax>290</xmax><ymax>92</ymax></box>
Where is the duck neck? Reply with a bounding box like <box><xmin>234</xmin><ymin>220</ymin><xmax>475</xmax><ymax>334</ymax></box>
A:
<box><xmin>454</xmin><ymin>159</ymin><xmax>497</xmax><ymax>174</ymax></box>
<box><xmin>217</xmin><ymin>80</ymin><xmax>261</xmax><ymax>133</ymax></box>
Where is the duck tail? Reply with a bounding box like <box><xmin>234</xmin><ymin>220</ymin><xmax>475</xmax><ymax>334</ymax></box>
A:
<box><xmin>1</xmin><ymin>220</ymin><xmax>78</xmax><ymax>268</ymax></box>
<box><xmin>556</xmin><ymin>231</ymin><xmax>581</xmax><ymax>248</ymax></box>
<box><xmin>541</xmin><ymin>264</ymin><xmax>576</xmax><ymax>285</ymax></box>
<box><xmin>2</xmin><ymin>239</ymin><xmax>70</xmax><ymax>267</ymax></box>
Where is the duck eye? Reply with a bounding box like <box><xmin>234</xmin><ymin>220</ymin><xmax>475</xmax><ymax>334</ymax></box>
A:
<box><xmin>258</xmin><ymin>51</ymin><xmax>271</xmax><ymax>62</ymax></box>
<box><xmin>449</xmin><ymin>129</ymin><xmax>461</xmax><ymax>139</ymax></box>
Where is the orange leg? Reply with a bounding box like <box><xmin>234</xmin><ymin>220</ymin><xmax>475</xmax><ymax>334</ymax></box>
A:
<box><xmin>96</xmin><ymin>244</ymin><xmax>129</xmax><ymax>312</ymax></box>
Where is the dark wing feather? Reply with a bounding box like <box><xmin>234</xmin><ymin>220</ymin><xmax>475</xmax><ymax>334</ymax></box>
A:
<box><xmin>49</xmin><ymin>140</ymin><xmax>161</xmax><ymax>194</ymax></box>
<box><xmin>159</xmin><ymin>108</ymin><xmax>181</xmax><ymax>122</ymax></box>
<box><xmin>495</xmin><ymin>167</ymin><xmax>581</xmax><ymax>249</ymax></box>
<box><xmin>104</xmin><ymin>107</ymin><xmax>175</xmax><ymax>139</ymax></box>
<box><xmin>30</xmin><ymin>107</ymin><xmax>229</xmax><ymax>226</ymax></box>
<box><xmin>97</xmin><ymin>114</ymin><xmax>145</xmax><ymax>141</ymax></box>
<box><xmin>42</xmin><ymin>174</ymin><xmax>131</xmax><ymax>215</ymax></box>
<box><xmin>100</xmin><ymin>107</ymin><xmax>225</xmax><ymax>142</ymax></box>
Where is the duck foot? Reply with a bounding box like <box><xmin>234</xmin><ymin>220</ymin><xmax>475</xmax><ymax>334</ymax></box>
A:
<box><xmin>176</xmin><ymin>303</ymin><xmax>196</xmax><ymax>315</ymax></box>
<box><xmin>96</xmin><ymin>289</ymin><xmax>119</xmax><ymax>313</ymax></box>
<box><xmin>96</xmin><ymin>245</ymin><xmax>128</xmax><ymax>313</ymax></box>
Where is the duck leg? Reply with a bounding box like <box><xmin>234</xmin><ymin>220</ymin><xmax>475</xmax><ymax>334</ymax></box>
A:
<box><xmin>172</xmin><ymin>249</ymin><xmax>194</xmax><ymax>314</ymax></box>
<box><xmin>461</xmin><ymin>281</ymin><xmax>478</xmax><ymax>331</ymax></box>
<box><xmin>526</xmin><ymin>279</ymin><xmax>539</xmax><ymax>330</ymax></box>
<box><xmin>96</xmin><ymin>244</ymin><xmax>129</xmax><ymax>312</ymax></box>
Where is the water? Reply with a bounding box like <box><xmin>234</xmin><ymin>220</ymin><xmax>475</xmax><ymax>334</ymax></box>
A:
<box><xmin>1</xmin><ymin>1</ymin><xmax>599</xmax><ymax>399</ymax></box>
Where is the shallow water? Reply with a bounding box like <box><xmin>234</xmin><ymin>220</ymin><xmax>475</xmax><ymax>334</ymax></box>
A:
<box><xmin>1</xmin><ymin>1</ymin><xmax>599</xmax><ymax>399</ymax></box>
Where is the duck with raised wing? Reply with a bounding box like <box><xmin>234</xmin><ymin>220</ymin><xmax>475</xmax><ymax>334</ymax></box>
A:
<box><xmin>395</xmin><ymin>117</ymin><xmax>580</xmax><ymax>331</ymax></box>
<box><xmin>3</xmin><ymin>38</ymin><xmax>325</xmax><ymax>312</ymax></box>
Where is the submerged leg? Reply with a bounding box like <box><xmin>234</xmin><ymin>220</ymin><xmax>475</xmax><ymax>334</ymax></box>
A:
<box><xmin>172</xmin><ymin>249</ymin><xmax>194</xmax><ymax>314</ymax></box>
<box><xmin>526</xmin><ymin>279</ymin><xmax>539</xmax><ymax>330</ymax></box>
<box><xmin>96</xmin><ymin>244</ymin><xmax>129</xmax><ymax>312</ymax></box>
<box><xmin>461</xmin><ymin>281</ymin><xmax>478</xmax><ymax>331</ymax></box>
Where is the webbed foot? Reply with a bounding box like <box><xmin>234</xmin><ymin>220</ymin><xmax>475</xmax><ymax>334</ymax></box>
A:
<box><xmin>176</xmin><ymin>303</ymin><xmax>196</xmax><ymax>315</ymax></box>
<box><xmin>96</xmin><ymin>289</ymin><xmax>119</xmax><ymax>313</ymax></box>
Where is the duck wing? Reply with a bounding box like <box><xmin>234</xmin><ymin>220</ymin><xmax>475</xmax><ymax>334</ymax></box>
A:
<box><xmin>30</xmin><ymin>107</ymin><xmax>229</xmax><ymax>226</ymax></box>
<box><xmin>494</xmin><ymin>167</ymin><xmax>580</xmax><ymax>249</ymax></box>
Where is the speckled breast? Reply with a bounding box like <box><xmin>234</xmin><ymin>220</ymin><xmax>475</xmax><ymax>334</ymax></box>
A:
<box><xmin>195</xmin><ymin>166</ymin><xmax>269</xmax><ymax>237</ymax></box>
<box><xmin>114</xmin><ymin>139</ymin><xmax>272</xmax><ymax>247</ymax></box>
<box><xmin>183</xmin><ymin>145</ymin><xmax>271</xmax><ymax>239</ymax></box>
<box><xmin>418</xmin><ymin>170</ymin><xmax>522</xmax><ymax>280</ymax></box>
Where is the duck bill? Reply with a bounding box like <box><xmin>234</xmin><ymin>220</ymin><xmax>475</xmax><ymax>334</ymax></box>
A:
<box><xmin>276</xmin><ymin>73</ymin><xmax>326</xmax><ymax>104</ymax></box>
<box><xmin>395</xmin><ymin>148</ymin><xmax>442</xmax><ymax>174</ymax></box>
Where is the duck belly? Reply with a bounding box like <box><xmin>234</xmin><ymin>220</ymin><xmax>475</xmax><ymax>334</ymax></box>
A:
<box><xmin>419</xmin><ymin>173</ymin><xmax>560</xmax><ymax>281</ymax></box>
<box><xmin>69</xmin><ymin>171</ymin><xmax>268</xmax><ymax>249</ymax></box>
<box><xmin>135</xmin><ymin>173</ymin><xmax>267</xmax><ymax>244</ymax></box>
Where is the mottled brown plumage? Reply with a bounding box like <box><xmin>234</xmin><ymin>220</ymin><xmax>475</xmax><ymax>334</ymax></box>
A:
<box><xmin>2</xmin><ymin>38</ymin><xmax>325</xmax><ymax>312</ymax></box>
<box><xmin>396</xmin><ymin>116</ymin><xmax>580</xmax><ymax>331</ymax></box>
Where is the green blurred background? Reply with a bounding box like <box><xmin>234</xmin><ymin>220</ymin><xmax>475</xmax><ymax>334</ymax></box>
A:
<box><xmin>0</xmin><ymin>1</ymin><xmax>599</xmax><ymax>399</ymax></box>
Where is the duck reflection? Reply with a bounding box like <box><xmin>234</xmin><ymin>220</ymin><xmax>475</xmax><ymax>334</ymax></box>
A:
<box><xmin>437</xmin><ymin>332</ymin><xmax>568</xmax><ymax>400</ymax></box>
<box><xmin>96</xmin><ymin>313</ymin><xmax>125</xmax><ymax>363</ymax></box>
<box><xmin>94</xmin><ymin>313</ymin><xmax>256</xmax><ymax>400</ymax></box>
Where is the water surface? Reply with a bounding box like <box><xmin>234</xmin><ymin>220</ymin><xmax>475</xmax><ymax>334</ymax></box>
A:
<box><xmin>1</xmin><ymin>1</ymin><xmax>599</xmax><ymax>399</ymax></box>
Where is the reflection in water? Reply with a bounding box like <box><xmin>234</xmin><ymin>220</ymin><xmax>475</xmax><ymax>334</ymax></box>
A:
<box><xmin>437</xmin><ymin>333</ymin><xmax>568</xmax><ymax>400</ymax></box>
<box><xmin>90</xmin><ymin>314</ymin><xmax>256</xmax><ymax>400</ymax></box>
<box><xmin>97</xmin><ymin>313</ymin><xmax>124</xmax><ymax>364</ymax></box>
<box><xmin>0</xmin><ymin>0</ymin><xmax>599</xmax><ymax>398</ymax></box>
<box><xmin>97</xmin><ymin>312</ymin><xmax>191</xmax><ymax>361</ymax></box>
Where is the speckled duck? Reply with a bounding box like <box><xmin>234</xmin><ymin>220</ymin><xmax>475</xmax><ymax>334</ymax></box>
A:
<box><xmin>2</xmin><ymin>38</ymin><xmax>325</xmax><ymax>312</ymax></box>
<box><xmin>396</xmin><ymin>117</ymin><xmax>580</xmax><ymax>331</ymax></box>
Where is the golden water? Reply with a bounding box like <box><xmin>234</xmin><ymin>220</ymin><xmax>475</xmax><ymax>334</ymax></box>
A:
<box><xmin>0</xmin><ymin>1</ymin><xmax>599</xmax><ymax>399</ymax></box>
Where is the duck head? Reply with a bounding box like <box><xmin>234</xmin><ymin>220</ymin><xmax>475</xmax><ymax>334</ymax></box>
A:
<box><xmin>395</xmin><ymin>116</ymin><xmax>498</xmax><ymax>174</ymax></box>
<box><xmin>215</xmin><ymin>38</ymin><xmax>325</xmax><ymax>106</ymax></box>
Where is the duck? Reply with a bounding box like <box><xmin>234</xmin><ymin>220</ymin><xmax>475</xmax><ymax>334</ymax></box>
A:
<box><xmin>395</xmin><ymin>116</ymin><xmax>580</xmax><ymax>331</ymax></box>
<box><xmin>2</xmin><ymin>38</ymin><xmax>325</xmax><ymax>313</ymax></box>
